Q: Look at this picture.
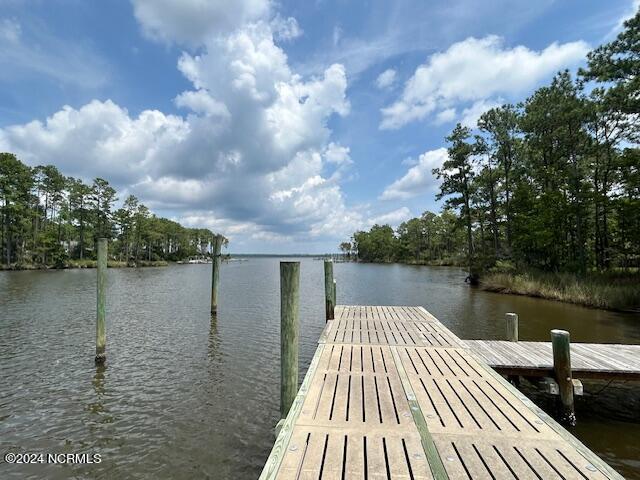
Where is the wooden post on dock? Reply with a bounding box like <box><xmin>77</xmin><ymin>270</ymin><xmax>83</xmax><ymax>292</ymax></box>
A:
<box><xmin>210</xmin><ymin>235</ymin><xmax>223</xmax><ymax>314</ymax></box>
<box><xmin>333</xmin><ymin>279</ymin><xmax>337</xmax><ymax>309</ymax></box>
<box><xmin>324</xmin><ymin>260</ymin><xmax>334</xmax><ymax>321</ymax></box>
<box><xmin>280</xmin><ymin>261</ymin><xmax>300</xmax><ymax>418</ymax></box>
<box><xmin>551</xmin><ymin>329</ymin><xmax>576</xmax><ymax>425</ymax></box>
<box><xmin>505</xmin><ymin>313</ymin><xmax>518</xmax><ymax>341</ymax></box>
<box><xmin>95</xmin><ymin>238</ymin><xmax>107</xmax><ymax>363</ymax></box>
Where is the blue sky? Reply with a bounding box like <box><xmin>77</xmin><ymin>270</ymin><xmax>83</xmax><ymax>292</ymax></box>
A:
<box><xmin>0</xmin><ymin>0</ymin><xmax>636</xmax><ymax>253</ymax></box>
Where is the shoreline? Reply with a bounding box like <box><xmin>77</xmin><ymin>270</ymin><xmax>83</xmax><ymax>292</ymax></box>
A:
<box><xmin>0</xmin><ymin>260</ymin><xmax>169</xmax><ymax>271</ymax></box>
<box><xmin>479</xmin><ymin>271</ymin><xmax>640</xmax><ymax>313</ymax></box>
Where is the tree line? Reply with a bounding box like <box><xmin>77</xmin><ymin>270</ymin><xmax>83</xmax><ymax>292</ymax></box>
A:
<box><xmin>0</xmin><ymin>153</ymin><xmax>219</xmax><ymax>267</ymax></box>
<box><xmin>348</xmin><ymin>13</ymin><xmax>640</xmax><ymax>276</ymax></box>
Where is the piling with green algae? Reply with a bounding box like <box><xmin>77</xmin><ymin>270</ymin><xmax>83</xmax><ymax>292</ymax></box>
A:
<box><xmin>280</xmin><ymin>261</ymin><xmax>300</xmax><ymax>417</ymax></box>
<box><xmin>324</xmin><ymin>260</ymin><xmax>334</xmax><ymax>321</ymax></box>
<box><xmin>210</xmin><ymin>235</ymin><xmax>224</xmax><ymax>314</ymax></box>
<box><xmin>95</xmin><ymin>238</ymin><xmax>107</xmax><ymax>363</ymax></box>
<box><xmin>551</xmin><ymin>329</ymin><xmax>575</xmax><ymax>425</ymax></box>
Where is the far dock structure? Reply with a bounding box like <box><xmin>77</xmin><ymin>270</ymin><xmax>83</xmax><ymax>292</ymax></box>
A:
<box><xmin>261</xmin><ymin>305</ymin><xmax>623</xmax><ymax>479</ymax></box>
<box><xmin>465</xmin><ymin>339</ymin><xmax>640</xmax><ymax>380</ymax></box>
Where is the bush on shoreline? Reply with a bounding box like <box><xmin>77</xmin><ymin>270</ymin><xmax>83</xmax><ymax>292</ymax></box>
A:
<box><xmin>480</xmin><ymin>270</ymin><xmax>640</xmax><ymax>311</ymax></box>
<box><xmin>0</xmin><ymin>260</ymin><xmax>169</xmax><ymax>270</ymax></box>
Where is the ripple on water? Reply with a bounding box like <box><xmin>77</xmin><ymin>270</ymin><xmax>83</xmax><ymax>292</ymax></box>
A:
<box><xmin>1</xmin><ymin>260</ymin><xmax>639</xmax><ymax>479</ymax></box>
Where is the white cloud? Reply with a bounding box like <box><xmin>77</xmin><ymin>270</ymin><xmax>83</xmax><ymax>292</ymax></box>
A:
<box><xmin>380</xmin><ymin>35</ymin><xmax>589</xmax><ymax>129</ymax></box>
<box><xmin>434</xmin><ymin>108</ymin><xmax>456</xmax><ymax>125</ymax></box>
<box><xmin>271</xmin><ymin>15</ymin><xmax>302</xmax><ymax>42</ymax></box>
<box><xmin>367</xmin><ymin>207</ymin><xmax>412</xmax><ymax>228</ymax></box>
<box><xmin>0</xmin><ymin>7</ymin><xmax>357</xmax><ymax>250</ymax></box>
<box><xmin>460</xmin><ymin>98</ymin><xmax>502</xmax><ymax>128</ymax></box>
<box><xmin>375</xmin><ymin>69</ymin><xmax>397</xmax><ymax>89</ymax></box>
<box><xmin>131</xmin><ymin>0</ymin><xmax>272</xmax><ymax>46</ymax></box>
<box><xmin>380</xmin><ymin>148</ymin><xmax>448</xmax><ymax>200</ymax></box>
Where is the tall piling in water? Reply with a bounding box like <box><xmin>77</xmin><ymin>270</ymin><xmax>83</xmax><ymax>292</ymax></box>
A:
<box><xmin>551</xmin><ymin>329</ymin><xmax>575</xmax><ymax>425</ymax></box>
<box><xmin>211</xmin><ymin>235</ymin><xmax>223</xmax><ymax>314</ymax></box>
<box><xmin>280</xmin><ymin>261</ymin><xmax>300</xmax><ymax>417</ymax></box>
<box><xmin>324</xmin><ymin>260</ymin><xmax>334</xmax><ymax>321</ymax></box>
<box><xmin>95</xmin><ymin>238</ymin><xmax>107</xmax><ymax>363</ymax></box>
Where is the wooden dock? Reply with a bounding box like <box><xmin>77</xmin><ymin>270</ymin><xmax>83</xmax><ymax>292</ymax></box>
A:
<box><xmin>465</xmin><ymin>340</ymin><xmax>640</xmax><ymax>380</ymax></box>
<box><xmin>260</xmin><ymin>305</ymin><xmax>623</xmax><ymax>479</ymax></box>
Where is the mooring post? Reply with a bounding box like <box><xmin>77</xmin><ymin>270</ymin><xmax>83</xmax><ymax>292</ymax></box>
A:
<box><xmin>505</xmin><ymin>312</ymin><xmax>518</xmax><ymax>341</ymax></box>
<box><xmin>95</xmin><ymin>238</ymin><xmax>107</xmax><ymax>363</ymax></box>
<box><xmin>551</xmin><ymin>329</ymin><xmax>576</xmax><ymax>425</ymax></box>
<box><xmin>324</xmin><ymin>260</ymin><xmax>334</xmax><ymax>321</ymax></box>
<box><xmin>280</xmin><ymin>261</ymin><xmax>300</xmax><ymax>418</ymax></box>
<box><xmin>333</xmin><ymin>279</ymin><xmax>337</xmax><ymax>310</ymax></box>
<box><xmin>210</xmin><ymin>235</ymin><xmax>223</xmax><ymax>314</ymax></box>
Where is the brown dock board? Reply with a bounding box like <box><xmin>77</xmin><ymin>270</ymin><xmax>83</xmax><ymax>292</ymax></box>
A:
<box><xmin>260</xmin><ymin>306</ymin><xmax>624</xmax><ymax>479</ymax></box>
<box><xmin>465</xmin><ymin>340</ymin><xmax>640</xmax><ymax>380</ymax></box>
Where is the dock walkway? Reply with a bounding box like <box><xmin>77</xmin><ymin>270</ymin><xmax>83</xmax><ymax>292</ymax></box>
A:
<box><xmin>260</xmin><ymin>305</ymin><xmax>623</xmax><ymax>479</ymax></box>
<box><xmin>465</xmin><ymin>340</ymin><xmax>640</xmax><ymax>380</ymax></box>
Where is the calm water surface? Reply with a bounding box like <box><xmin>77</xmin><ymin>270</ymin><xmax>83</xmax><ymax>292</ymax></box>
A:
<box><xmin>1</xmin><ymin>259</ymin><xmax>639</xmax><ymax>479</ymax></box>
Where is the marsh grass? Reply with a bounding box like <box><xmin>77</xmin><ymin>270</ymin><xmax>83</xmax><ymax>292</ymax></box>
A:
<box><xmin>481</xmin><ymin>270</ymin><xmax>640</xmax><ymax>311</ymax></box>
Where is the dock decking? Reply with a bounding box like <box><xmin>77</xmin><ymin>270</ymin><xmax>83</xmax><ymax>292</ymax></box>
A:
<box><xmin>260</xmin><ymin>306</ymin><xmax>623</xmax><ymax>479</ymax></box>
<box><xmin>464</xmin><ymin>340</ymin><xmax>640</xmax><ymax>380</ymax></box>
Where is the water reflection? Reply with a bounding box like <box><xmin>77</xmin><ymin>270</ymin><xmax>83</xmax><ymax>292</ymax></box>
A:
<box><xmin>88</xmin><ymin>363</ymin><xmax>108</xmax><ymax>418</ymax></box>
<box><xmin>208</xmin><ymin>313</ymin><xmax>222</xmax><ymax>361</ymax></box>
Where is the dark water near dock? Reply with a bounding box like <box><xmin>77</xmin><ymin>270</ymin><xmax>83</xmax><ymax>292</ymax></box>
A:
<box><xmin>1</xmin><ymin>259</ymin><xmax>639</xmax><ymax>479</ymax></box>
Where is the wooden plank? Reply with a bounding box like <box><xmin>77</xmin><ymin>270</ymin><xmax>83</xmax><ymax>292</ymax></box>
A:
<box><xmin>262</xmin><ymin>306</ymin><xmax>624</xmax><ymax>479</ymax></box>
<box><xmin>464</xmin><ymin>340</ymin><xmax>640</xmax><ymax>380</ymax></box>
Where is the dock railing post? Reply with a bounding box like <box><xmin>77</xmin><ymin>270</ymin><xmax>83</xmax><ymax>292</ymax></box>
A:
<box><xmin>210</xmin><ymin>235</ymin><xmax>223</xmax><ymax>314</ymax></box>
<box><xmin>324</xmin><ymin>260</ymin><xmax>334</xmax><ymax>321</ymax></box>
<box><xmin>551</xmin><ymin>329</ymin><xmax>576</xmax><ymax>425</ymax></box>
<box><xmin>280</xmin><ymin>261</ymin><xmax>300</xmax><ymax>418</ymax></box>
<box><xmin>505</xmin><ymin>313</ymin><xmax>518</xmax><ymax>342</ymax></box>
<box><xmin>95</xmin><ymin>238</ymin><xmax>107</xmax><ymax>363</ymax></box>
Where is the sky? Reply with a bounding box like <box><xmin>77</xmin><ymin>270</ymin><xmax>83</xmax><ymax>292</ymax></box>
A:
<box><xmin>0</xmin><ymin>0</ymin><xmax>637</xmax><ymax>253</ymax></box>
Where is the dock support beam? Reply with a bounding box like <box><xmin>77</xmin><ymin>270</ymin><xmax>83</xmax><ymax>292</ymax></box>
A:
<box><xmin>551</xmin><ymin>329</ymin><xmax>576</xmax><ymax>426</ymax></box>
<box><xmin>505</xmin><ymin>313</ymin><xmax>518</xmax><ymax>342</ymax></box>
<box><xmin>210</xmin><ymin>235</ymin><xmax>223</xmax><ymax>314</ymax></box>
<box><xmin>280</xmin><ymin>261</ymin><xmax>300</xmax><ymax>418</ymax></box>
<box><xmin>324</xmin><ymin>260</ymin><xmax>334</xmax><ymax>321</ymax></box>
<box><xmin>95</xmin><ymin>238</ymin><xmax>107</xmax><ymax>364</ymax></box>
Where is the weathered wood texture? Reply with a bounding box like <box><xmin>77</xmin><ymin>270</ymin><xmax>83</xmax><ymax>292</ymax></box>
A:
<box><xmin>465</xmin><ymin>340</ymin><xmax>640</xmax><ymax>380</ymax></box>
<box><xmin>324</xmin><ymin>261</ymin><xmax>334</xmax><ymax>321</ymax></box>
<box><xmin>261</xmin><ymin>306</ymin><xmax>623</xmax><ymax>480</ymax></box>
<box><xmin>280</xmin><ymin>262</ymin><xmax>300</xmax><ymax>418</ymax></box>
<box><xmin>95</xmin><ymin>238</ymin><xmax>107</xmax><ymax>363</ymax></box>
<box><xmin>210</xmin><ymin>235</ymin><xmax>223</xmax><ymax>314</ymax></box>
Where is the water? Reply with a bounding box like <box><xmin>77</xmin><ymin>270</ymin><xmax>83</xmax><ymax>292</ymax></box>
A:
<box><xmin>0</xmin><ymin>259</ymin><xmax>638</xmax><ymax>479</ymax></box>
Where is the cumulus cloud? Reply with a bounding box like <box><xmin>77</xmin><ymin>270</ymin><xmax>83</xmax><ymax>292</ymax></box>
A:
<box><xmin>380</xmin><ymin>148</ymin><xmax>448</xmax><ymax>200</ymax></box>
<box><xmin>380</xmin><ymin>35</ymin><xmax>589</xmax><ymax>129</ymax></box>
<box><xmin>375</xmin><ymin>69</ymin><xmax>397</xmax><ymax>89</ymax></box>
<box><xmin>131</xmin><ymin>0</ymin><xmax>271</xmax><ymax>45</ymax></box>
<box><xmin>0</xmin><ymin>2</ymin><xmax>356</xmax><ymax>250</ymax></box>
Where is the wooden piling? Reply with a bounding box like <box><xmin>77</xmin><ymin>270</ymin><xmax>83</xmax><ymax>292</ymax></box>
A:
<box><xmin>210</xmin><ymin>235</ymin><xmax>223</xmax><ymax>314</ymax></box>
<box><xmin>95</xmin><ymin>238</ymin><xmax>107</xmax><ymax>363</ymax></box>
<box><xmin>505</xmin><ymin>312</ymin><xmax>518</xmax><ymax>341</ymax></box>
<box><xmin>324</xmin><ymin>260</ymin><xmax>334</xmax><ymax>321</ymax></box>
<box><xmin>551</xmin><ymin>329</ymin><xmax>575</xmax><ymax>425</ymax></box>
<box><xmin>280</xmin><ymin>261</ymin><xmax>300</xmax><ymax>418</ymax></box>
<box><xmin>333</xmin><ymin>279</ymin><xmax>337</xmax><ymax>308</ymax></box>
